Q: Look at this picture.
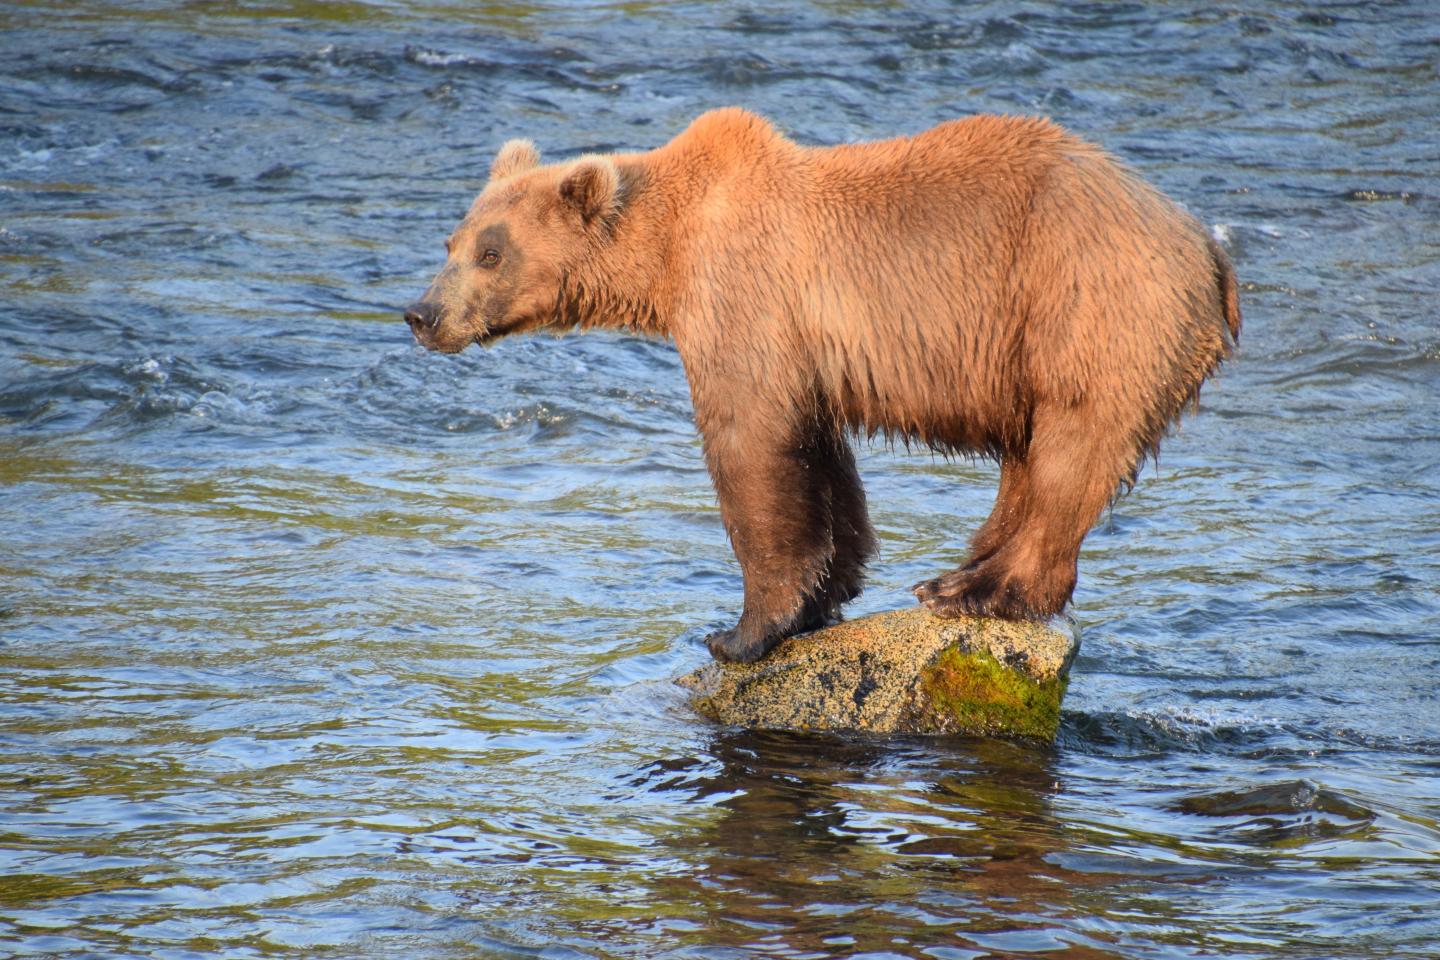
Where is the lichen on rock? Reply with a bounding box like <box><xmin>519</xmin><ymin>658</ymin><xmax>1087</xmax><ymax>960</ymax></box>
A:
<box><xmin>677</xmin><ymin>607</ymin><xmax>1078</xmax><ymax>741</ymax></box>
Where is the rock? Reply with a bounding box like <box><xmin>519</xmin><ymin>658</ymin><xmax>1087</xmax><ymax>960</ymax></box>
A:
<box><xmin>677</xmin><ymin>607</ymin><xmax>1079</xmax><ymax>742</ymax></box>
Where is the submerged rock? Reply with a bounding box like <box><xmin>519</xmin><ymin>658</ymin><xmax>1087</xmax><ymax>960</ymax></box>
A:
<box><xmin>677</xmin><ymin>607</ymin><xmax>1079</xmax><ymax>742</ymax></box>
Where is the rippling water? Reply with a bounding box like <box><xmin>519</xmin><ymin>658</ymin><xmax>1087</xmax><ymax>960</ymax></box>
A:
<box><xmin>3</xmin><ymin>2</ymin><xmax>1438</xmax><ymax>957</ymax></box>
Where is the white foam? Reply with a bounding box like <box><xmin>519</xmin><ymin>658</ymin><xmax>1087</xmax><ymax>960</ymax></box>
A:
<box><xmin>409</xmin><ymin>49</ymin><xmax>473</xmax><ymax>68</ymax></box>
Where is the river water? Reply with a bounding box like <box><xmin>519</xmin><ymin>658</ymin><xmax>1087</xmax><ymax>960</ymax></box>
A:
<box><xmin>2</xmin><ymin>2</ymin><xmax>1438</xmax><ymax>957</ymax></box>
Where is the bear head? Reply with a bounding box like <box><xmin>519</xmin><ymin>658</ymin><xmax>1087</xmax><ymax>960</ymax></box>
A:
<box><xmin>404</xmin><ymin>139</ymin><xmax>622</xmax><ymax>353</ymax></box>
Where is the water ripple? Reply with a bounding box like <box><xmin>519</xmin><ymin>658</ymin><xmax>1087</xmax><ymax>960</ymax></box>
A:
<box><xmin>3</xmin><ymin>1</ymin><xmax>1439</xmax><ymax>958</ymax></box>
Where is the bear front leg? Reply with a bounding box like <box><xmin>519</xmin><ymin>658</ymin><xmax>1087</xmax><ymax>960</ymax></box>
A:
<box><xmin>797</xmin><ymin>424</ymin><xmax>876</xmax><ymax>630</ymax></box>
<box><xmin>701</xmin><ymin>425</ymin><xmax>842</xmax><ymax>663</ymax></box>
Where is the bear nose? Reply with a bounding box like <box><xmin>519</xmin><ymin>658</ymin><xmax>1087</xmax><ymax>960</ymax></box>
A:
<box><xmin>404</xmin><ymin>301</ymin><xmax>440</xmax><ymax>330</ymax></box>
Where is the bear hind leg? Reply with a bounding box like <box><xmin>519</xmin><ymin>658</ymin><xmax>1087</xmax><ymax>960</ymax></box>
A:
<box><xmin>915</xmin><ymin>402</ymin><xmax>1133</xmax><ymax>620</ymax></box>
<box><xmin>912</xmin><ymin>455</ymin><xmax>1030</xmax><ymax>607</ymax></box>
<box><xmin>964</xmin><ymin>456</ymin><xmax>1031</xmax><ymax>569</ymax></box>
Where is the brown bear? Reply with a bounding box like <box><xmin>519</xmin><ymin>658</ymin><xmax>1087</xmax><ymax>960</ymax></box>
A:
<box><xmin>404</xmin><ymin>108</ymin><xmax>1240</xmax><ymax>664</ymax></box>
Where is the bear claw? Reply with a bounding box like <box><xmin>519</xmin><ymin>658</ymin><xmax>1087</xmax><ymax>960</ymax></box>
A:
<box><xmin>911</xmin><ymin>577</ymin><xmax>941</xmax><ymax>600</ymax></box>
<box><xmin>914</xmin><ymin>568</ymin><xmax>1024</xmax><ymax>620</ymax></box>
<box><xmin>917</xmin><ymin>589</ymin><xmax>985</xmax><ymax>619</ymax></box>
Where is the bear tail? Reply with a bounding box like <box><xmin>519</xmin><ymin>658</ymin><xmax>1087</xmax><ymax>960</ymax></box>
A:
<box><xmin>1208</xmin><ymin>235</ymin><xmax>1242</xmax><ymax>347</ymax></box>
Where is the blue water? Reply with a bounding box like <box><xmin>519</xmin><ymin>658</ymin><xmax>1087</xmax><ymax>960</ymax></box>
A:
<box><xmin>2</xmin><ymin>2</ymin><xmax>1438</xmax><ymax>957</ymax></box>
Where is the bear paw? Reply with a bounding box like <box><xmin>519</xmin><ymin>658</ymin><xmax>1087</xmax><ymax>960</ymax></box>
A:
<box><xmin>706</xmin><ymin>626</ymin><xmax>778</xmax><ymax>664</ymax></box>
<box><xmin>913</xmin><ymin>567</ymin><xmax>1034</xmax><ymax>621</ymax></box>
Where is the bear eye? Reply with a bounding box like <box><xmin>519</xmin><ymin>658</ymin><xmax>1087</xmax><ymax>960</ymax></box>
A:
<box><xmin>479</xmin><ymin>248</ymin><xmax>502</xmax><ymax>268</ymax></box>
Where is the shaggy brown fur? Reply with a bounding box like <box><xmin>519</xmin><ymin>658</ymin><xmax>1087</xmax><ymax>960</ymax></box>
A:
<box><xmin>405</xmin><ymin>109</ymin><xmax>1241</xmax><ymax>663</ymax></box>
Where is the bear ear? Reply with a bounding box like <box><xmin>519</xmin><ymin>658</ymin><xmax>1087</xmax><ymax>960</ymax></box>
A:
<box><xmin>489</xmin><ymin>139</ymin><xmax>541</xmax><ymax>181</ymax></box>
<box><xmin>558</xmin><ymin>156</ymin><xmax>621</xmax><ymax>225</ymax></box>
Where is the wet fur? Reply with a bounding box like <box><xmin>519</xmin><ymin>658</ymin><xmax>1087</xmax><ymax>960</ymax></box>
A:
<box><xmin>407</xmin><ymin>108</ymin><xmax>1241</xmax><ymax>663</ymax></box>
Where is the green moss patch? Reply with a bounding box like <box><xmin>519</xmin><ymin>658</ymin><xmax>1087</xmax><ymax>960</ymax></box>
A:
<box><xmin>919</xmin><ymin>645</ymin><xmax>1066</xmax><ymax>742</ymax></box>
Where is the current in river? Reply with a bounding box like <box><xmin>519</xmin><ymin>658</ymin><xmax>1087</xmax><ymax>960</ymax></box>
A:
<box><xmin>1</xmin><ymin>2</ymin><xmax>1438</xmax><ymax>958</ymax></box>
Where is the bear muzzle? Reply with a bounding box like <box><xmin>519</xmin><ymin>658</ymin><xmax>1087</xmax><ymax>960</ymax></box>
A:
<box><xmin>404</xmin><ymin>300</ymin><xmax>440</xmax><ymax>333</ymax></box>
<box><xmin>404</xmin><ymin>300</ymin><xmax>449</xmax><ymax>350</ymax></box>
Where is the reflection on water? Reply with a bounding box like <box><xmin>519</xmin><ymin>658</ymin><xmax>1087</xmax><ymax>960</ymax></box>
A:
<box><xmin>3</xmin><ymin>0</ymin><xmax>1439</xmax><ymax>957</ymax></box>
<box><xmin>646</xmin><ymin>733</ymin><xmax>1074</xmax><ymax>956</ymax></box>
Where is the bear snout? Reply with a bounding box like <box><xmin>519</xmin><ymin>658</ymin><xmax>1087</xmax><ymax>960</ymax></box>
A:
<box><xmin>404</xmin><ymin>301</ymin><xmax>444</xmax><ymax>348</ymax></box>
<box><xmin>404</xmin><ymin>301</ymin><xmax>441</xmax><ymax>331</ymax></box>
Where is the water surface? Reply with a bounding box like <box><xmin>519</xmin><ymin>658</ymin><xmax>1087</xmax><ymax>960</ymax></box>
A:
<box><xmin>2</xmin><ymin>1</ymin><xmax>1438</xmax><ymax>957</ymax></box>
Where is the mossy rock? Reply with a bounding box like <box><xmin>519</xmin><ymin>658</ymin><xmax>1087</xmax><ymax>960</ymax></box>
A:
<box><xmin>677</xmin><ymin>607</ymin><xmax>1079</xmax><ymax>742</ymax></box>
